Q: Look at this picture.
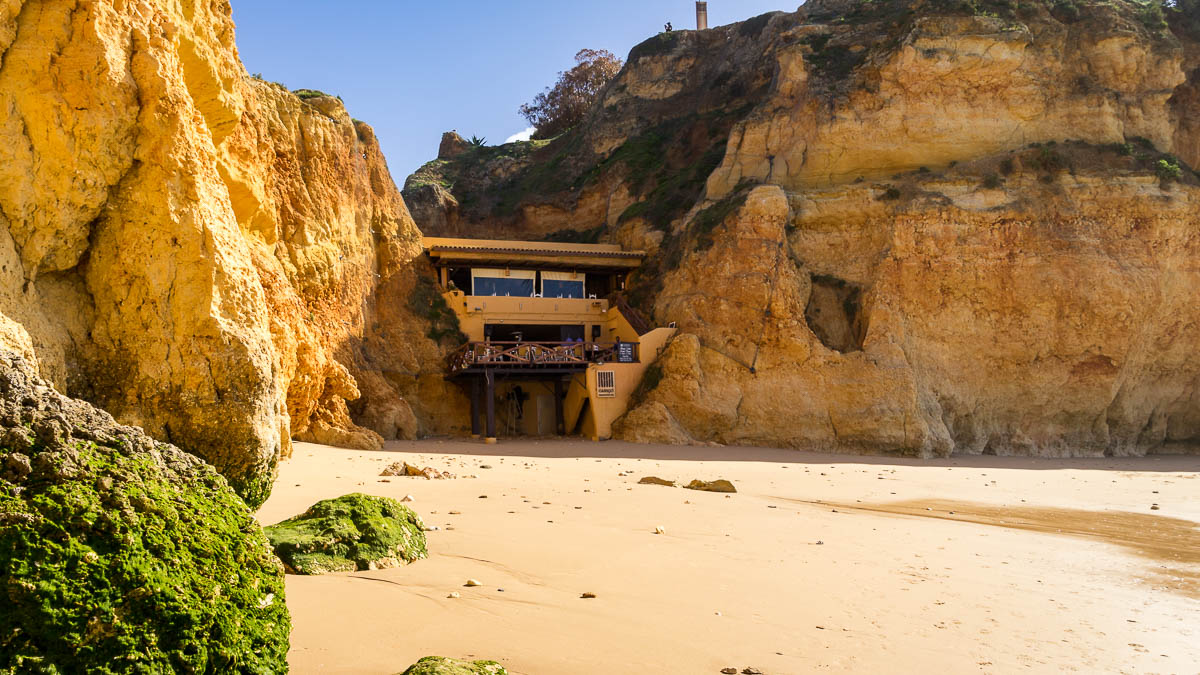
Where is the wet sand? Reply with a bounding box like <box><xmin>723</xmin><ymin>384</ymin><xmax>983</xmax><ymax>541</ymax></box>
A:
<box><xmin>258</xmin><ymin>440</ymin><xmax>1200</xmax><ymax>674</ymax></box>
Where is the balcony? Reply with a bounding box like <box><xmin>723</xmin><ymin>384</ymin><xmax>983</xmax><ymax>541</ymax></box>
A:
<box><xmin>447</xmin><ymin>341</ymin><xmax>639</xmax><ymax>375</ymax></box>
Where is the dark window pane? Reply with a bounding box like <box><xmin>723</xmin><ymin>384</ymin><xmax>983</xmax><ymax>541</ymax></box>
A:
<box><xmin>542</xmin><ymin>280</ymin><xmax>584</xmax><ymax>298</ymax></box>
<box><xmin>473</xmin><ymin>277</ymin><xmax>534</xmax><ymax>297</ymax></box>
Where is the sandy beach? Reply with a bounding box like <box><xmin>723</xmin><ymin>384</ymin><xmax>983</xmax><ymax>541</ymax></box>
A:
<box><xmin>257</xmin><ymin>440</ymin><xmax>1200</xmax><ymax>674</ymax></box>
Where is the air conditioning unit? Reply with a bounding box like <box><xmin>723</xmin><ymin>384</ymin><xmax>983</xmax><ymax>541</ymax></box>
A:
<box><xmin>596</xmin><ymin>370</ymin><xmax>616</xmax><ymax>398</ymax></box>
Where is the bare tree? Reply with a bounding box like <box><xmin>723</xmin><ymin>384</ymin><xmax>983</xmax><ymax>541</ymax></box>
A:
<box><xmin>519</xmin><ymin>49</ymin><xmax>623</xmax><ymax>140</ymax></box>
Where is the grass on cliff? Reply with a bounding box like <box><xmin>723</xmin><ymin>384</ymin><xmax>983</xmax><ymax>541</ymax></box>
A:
<box><xmin>293</xmin><ymin>88</ymin><xmax>339</xmax><ymax>101</ymax></box>
<box><xmin>625</xmin><ymin>181</ymin><xmax>755</xmax><ymax>311</ymax></box>
<box><xmin>409</xmin><ymin>275</ymin><xmax>466</xmax><ymax>344</ymax></box>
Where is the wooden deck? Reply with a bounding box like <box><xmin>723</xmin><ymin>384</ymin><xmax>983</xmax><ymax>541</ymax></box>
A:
<box><xmin>446</xmin><ymin>341</ymin><xmax>638</xmax><ymax>375</ymax></box>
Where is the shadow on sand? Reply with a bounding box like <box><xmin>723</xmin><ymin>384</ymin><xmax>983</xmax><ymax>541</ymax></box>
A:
<box><xmin>800</xmin><ymin>498</ymin><xmax>1200</xmax><ymax>600</ymax></box>
<box><xmin>372</xmin><ymin>438</ymin><xmax>1200</xmax><ymax>474</ymax></box>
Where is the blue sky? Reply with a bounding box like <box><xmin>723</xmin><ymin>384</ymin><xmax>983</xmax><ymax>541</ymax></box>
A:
<box><xmin>231</xmin><ymin>1</ymin><xmax>797</xmax><ymax>181</ymax></box>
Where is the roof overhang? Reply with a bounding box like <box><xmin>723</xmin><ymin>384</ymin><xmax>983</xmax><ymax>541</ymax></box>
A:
<box><xmin>424</xmin><ymin>237</ymin><xmax>644</xmax><ymax>272</ymax></box>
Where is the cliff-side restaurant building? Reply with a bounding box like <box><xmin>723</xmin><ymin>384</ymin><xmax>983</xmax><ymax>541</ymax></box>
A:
<box><xmin>424</xmin><ymin>237</ymin><xmax>675</xmax><ymax>443</ymax></box>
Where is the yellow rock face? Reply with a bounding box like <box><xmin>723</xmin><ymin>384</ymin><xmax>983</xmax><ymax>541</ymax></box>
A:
<box><xmin>0</xmin><ymin>0</ymin><xmax>457</xmax><ymax>505</ymax></box>
<box><xmin>418</xmin><ymin>5</ymin><xmax>1200</xmax><ymax>458</ymax></box>
<box><xmin>708</xmin><ymin>14</ymin><xmax>1190</xmax><ymax>195</ymax></box>
<box><xmin>617</xmin><ymin>173</ymin><xmax>1200</xmax><ymax>457</ymax></box>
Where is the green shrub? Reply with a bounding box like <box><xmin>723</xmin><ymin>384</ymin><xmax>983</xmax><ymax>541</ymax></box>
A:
<box><xmin>630</xmin><ymin>362</ymin><xmax>665</xmax><ymax>406</ymax></box>
<box><xmin>691</xmin><ymin>188</ymin><xmax>751</xmax><ymax>250</ymax></box>
<box><xmin>629</xmin><ymin>31</ymin><xmax>680</xmax><ymax>60</ymax></box>
<box><xmin>1140</xmin><ymin>0</ymin><xmax>1168</xmax><ymax>31</ymax></box>
<box><xmin>409</xmin><ymin>276</ymin><xmax>465</xmax><ymax>344</ymax></box>
<box><xmin>1035</xmin><ymin>146</ymin><xmax>1063</xmax><ymax>171</ymax></box>
<box><xmin>293</xmin><ymin>88</ymin><xmax>333</xmax><ymax>101</ymax></box>
<box><xmin>1156</xmin><ymin>157</ymin><xmax>1183</xmax><ymax>181</ymax></box>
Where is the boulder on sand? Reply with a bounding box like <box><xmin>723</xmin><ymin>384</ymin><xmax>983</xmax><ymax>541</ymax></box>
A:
<box><xmin>638</xmin><ymin>476</ymin><xmax>676</xmax><ymax>487</ymax></box>
<box><xmin>398</xmin><ymin>656</ymin><xmax>508</xmax><ymax>675</ymax></box>
<box><xmin>0</xmin><ymin>352</ymin><xmax>289</xmax><ymax>673</ymax></box>
<box><xmin>381</xmin><ymin>461</ymin><xmax>454</xmax><ymax>479</ymax></box>
<box><xmin>685</xmin><ymin>479</ymin><xmax>737</xmax><ymax>493</ymax></box>
<box><xmin>265</xmin><ymin>493</ymin><xmax>427</xmax><ymax>574</ymax></box>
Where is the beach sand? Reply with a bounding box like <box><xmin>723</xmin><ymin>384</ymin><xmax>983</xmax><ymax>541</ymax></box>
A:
<box><xmin>257</xmin><ymin>439</ymin><xmax>1200</xmax><ymax>674</ymax></box>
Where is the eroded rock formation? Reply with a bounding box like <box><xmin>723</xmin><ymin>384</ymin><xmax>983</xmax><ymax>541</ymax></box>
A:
<box><xmin>0</xmin><ymin>0</ymin><xmax>461</xmax><ymax>506</ymax></box>
<box><xmin>405</xmin><ymin>0</ymin><xmax>1200</xmax><ymax>457</ymax></box>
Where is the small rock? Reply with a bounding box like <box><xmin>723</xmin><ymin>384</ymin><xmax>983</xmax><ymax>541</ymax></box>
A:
<box><xmin>580</xmin><ymin>592</ymin><xmax>596</xmax><ymax>599</ymax></box>
<box><xmin>721</xmin><ymin>669</ymin><xmax>738</xmax><ymax>674</ymax></box>
<box><xmin>400</xmin><ymin>495</ymin><xmax>414</xmax><ymax>503</ymax></box>
<box><xmin>464</xmin><ymin>579</ymin><xmax>482</xmax><ymax>587</ymax></box>
<box><xmin>815</xmin><ymin>540</ymin><xmax>824</xmax><ymax>545</ymax></box>
<box><xmin>449</xmin><ymin>511</ymin><xmax>462</xmax><ymax>515</ymax></box>
<box><xmin>447</xmin><ymin>592</ymin><xmax>460</xmax><ymax>598</ymax></box>
<box><xmin>638</xmin><ymin>476</ymin><xmax>676</xmax><ymax>487</ymax></box>
<box><xmin>654</xmin><ymin>526</ymin><xmax>666</xmax><ymax>535</ymax></box>
<box><xmin>1151</xmin><ymin>504</ymin><xmax>1160</xmax><ymax>510</ymax></box>
<box><xmin>479</xmin><ymin>495</ymin><xmax>488</xmax><ymax>499</ymax></box>
<box><xmin>685</xmin><ymin>479</ymin><xmax>736</xmax><ymax>493</ymax></box>
<box><xmin>742</xmin><ymin>668</ymin><xmax>762</xmax><ymax>675</ymax></box>
<box><xmin>480</xmin><ymin>464</ymin><xmax>493</xmax><ymax>469</ymax></box>
<box><xmin>380</xmin><ymin>461</ymin><xmax>454</xmax><ymax>480</ymax></box>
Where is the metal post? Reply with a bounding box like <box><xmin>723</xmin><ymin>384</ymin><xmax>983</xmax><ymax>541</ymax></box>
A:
<box><xmin>470</xmin><ymin>377</ymin><xmax>482</xmax><ymax>439</ymax></box>
<box><xmin>554</xmin><ymin>378</ymin><xmax>565</xmax><ymax>436</ymax></box>
<box><xmin>485</xmin><ymin>370</ymin><xmax>497</xmax><ymax>444</ymax></box>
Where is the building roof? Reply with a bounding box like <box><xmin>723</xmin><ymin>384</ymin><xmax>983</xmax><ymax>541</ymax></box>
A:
<box><xmin>423</xmin><ymin>236</ymin><xmax>645</xmax><ymax>271</ymax></box>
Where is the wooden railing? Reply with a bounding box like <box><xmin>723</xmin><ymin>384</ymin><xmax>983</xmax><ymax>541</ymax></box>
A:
<box><xmin>447</xmin><ymin>341</ymin><xmax>638</xmax><ymax>373</ymax></box>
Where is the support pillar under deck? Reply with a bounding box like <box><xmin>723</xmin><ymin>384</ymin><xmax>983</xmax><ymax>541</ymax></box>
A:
<box><xmin>484</xmin><ymin>370</ymin><xmax>497</xmax><ymax>444</ymax></box>
<box><xmin>554</xmin><ymin>378</ymin><xmax>565</xmax><ymax>436</ymax></box>
<box><xmin>470</xmin><ymin>376</ymin><xmax>482</xmax><ymax>439</ymax></box>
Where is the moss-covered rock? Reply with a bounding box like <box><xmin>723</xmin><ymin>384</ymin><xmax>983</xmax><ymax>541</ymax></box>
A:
<box><xmin>265</xmin><ymin>493</ymin><xmax>427</xmax><ymax>574</ymax></box>
<box><xmin>397</xmin><ymin>656</ymin><xmax>508</xmax><ymax>675</ymax></box>
<box><xmin>0</xmin><ymin>352</ymin><xmax>289</xmax><ymax>674</ymax></box>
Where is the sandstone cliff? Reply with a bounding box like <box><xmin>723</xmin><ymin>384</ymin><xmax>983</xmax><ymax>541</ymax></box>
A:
<box><xmin>405</xmin><ymin>0</ymin><xmax>1200</xmax><ymax>457</ymax></box>
<box><xmin>0</xmin><ymin>0</ymin><xmax>459</xmax><ymax>506</ymax></box>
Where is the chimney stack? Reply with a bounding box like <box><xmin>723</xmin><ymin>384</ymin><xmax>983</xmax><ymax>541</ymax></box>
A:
<box><xmin>696</xmin><ymin>1</ymin><xmax>708</xmax><ymax>30</ymax></box>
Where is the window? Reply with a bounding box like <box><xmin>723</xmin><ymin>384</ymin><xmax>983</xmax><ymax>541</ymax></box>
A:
<box><xmin>471</xmin><ymin>268</ymin><xmax>534</xmax><ymax>297</ymax></box>
<box><xmin>542</xmin><ymin>270</ymin><xmax>585</xmax><ymax>298</ymax></box>
<box><xmin>596</xmin><ymin>370</ymin><xmax>616</xmax><ymax>398</ymax></box>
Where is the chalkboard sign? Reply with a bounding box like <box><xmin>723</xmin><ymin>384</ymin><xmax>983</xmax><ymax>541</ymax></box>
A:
<box><xmin>616</xmin><ymin>342</ymin><xmax>636</xmax><ymax>363</ymax></box>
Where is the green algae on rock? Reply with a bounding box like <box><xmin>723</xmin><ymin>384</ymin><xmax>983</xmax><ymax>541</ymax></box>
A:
<box><xmin>0</xmin><ymin>352</ymin><xmax>290</xmax><ymax>674</ymax></box>
<box><xmin>398</xmin><ymin>656</ymin><xmax>509</xmax><ymax>675</ymax></box>
<box><xmin>265</xmin><ymin>493</ymin><xmax>428</xmax><ymax>574</ymax></box>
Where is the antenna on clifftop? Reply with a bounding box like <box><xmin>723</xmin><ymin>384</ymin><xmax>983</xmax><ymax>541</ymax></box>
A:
<box><xmin>696</xmin><ymin>1</ymin><xmax>709</xmax><ymax>30</ymax></box>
